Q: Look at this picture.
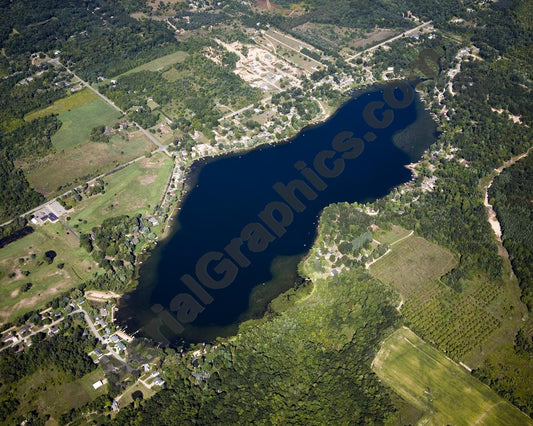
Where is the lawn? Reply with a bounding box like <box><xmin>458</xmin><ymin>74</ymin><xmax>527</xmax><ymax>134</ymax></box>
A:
<box><xmin>115</xmin><ymin>50</ymin><xmax>189</xmax><ymax>78</ymax></box>
<box><xmin>51</xmin><ymin>98</ymin><xmax>122</xmax><ymax>151</ymax></box>
<box><xmin>0</xmin><ymin>222</ymin><xmax>97</xmax><ymax>323</ymax></box>
<box><xmin>373</xmin><ymin>327</ymin><xmax>532</xmax><ymax>425</ymax></box>
<box><xmin>23</xmin><ymin>131</ymin><xmax>153</xmax><ymax>197</ymax></box>
<box><xmin>24</xmin><ymin>88</ymin><xmax>98</xmax><ymax>122</ymax></box>
<box><xmin>116</xmin><ymin>380</ymin><xmax>155</xmax><ymax>408</ymax></box>
<box><xmin>67</xmin><ymin>152</ymin><xmax>173</xmax><ymax>233</ymax></box>
<box><xmin>369</xmin><ymin>233</ymin><xmax>456</xmax><ymax>298</ymax></box>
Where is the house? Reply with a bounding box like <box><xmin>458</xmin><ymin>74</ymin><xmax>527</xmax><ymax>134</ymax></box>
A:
<box><xmin>153</xmin><ymin>377</ymin><xmax>165</xmax><ymax>386</ymax></box>
<box><xmin>150</xmin><ymin>371</ymin><xmax>160</xmax><ymax>378</ymax></box>
<box><xmin>141</xmin><ymin>363</ymin><xmax>151</xmax><ymax>372</ymax></box>
<box><xmin>92</xmin><ymin>380</ymin><xmax>104</xmax><ymax>390</ymax></box>
<box><xmin>146</xmin><ymin>216</ymin><xmax>159</xmax><ymax>226</ymax></box>
<box><xmin>100</xmin><ymin>308</ymin><xmax>108</xmax><ymax>317</ymax></box>
<box><xmin>109</xmin><ymin>334</ymin><xmax>120</xmax><ymax>343</ymax></box>
<box><xmin>50</xmin><ymin>326</ymin><xmax>60</xmax><ymax>335</ymax></box>
<box><xmin>116</xmin><ymin>341</ymin><xmax>126</xmax><ymax>352</ymax></box>
<box><xmin>19</xmin><ymin>325</ymin><xmax>32</xmax><ymax>336</ymax></box>
<box><xmin>2</xmin><ymin>334</ymin><xmax>18</xmax><ymax>344</ymax></box>
<box><xmin>94</xmin><ymin>348</ymin><xmax>103</xmax><ymax>358</ymax></box>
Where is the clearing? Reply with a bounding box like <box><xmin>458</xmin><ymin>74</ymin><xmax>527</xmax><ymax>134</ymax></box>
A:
<box><xmin>22</xmin><ymin>131</ymin><xmax>153</xmax><ymax>197</ymax></box>
<box><xmin>0</xmin><ymin>222</ymin><xmax>97</xmax><ymax>323</ymax></box>
<box><xmin>115</xmin><ymin>50</ymin><xmax>189</xmax><ymax>78</ymax></box>
<box><xmin>373</xmin><ymin>327</ymin><xmax>532</xmax><ymax>425</ymax></box>
<box><xmin>369</xmin><ymin>231</ymin><xmax>456</xmax><ymax>298</ymax></box>
<box><xmin>51</xmin><ymin>98</ymin><xmax>122</xmax><ymax>151</ymax></box>
<box><xmin>24</xmin><ymin>88</ymin><xmax>98</xmax><ymax>122</ymax></box>
<box><xmin>14</xmin><ymin>365</ymin><xmax>107</xmax><ymax>421</ymax></box>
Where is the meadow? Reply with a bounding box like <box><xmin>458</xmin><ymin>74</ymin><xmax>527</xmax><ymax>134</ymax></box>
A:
<box><xmin>24</xmin><ymin>88</ymin><xmax>98</xmax><ymax>122</ymax></box>
<box><xmin>67</xmin><ymin>152</ymin><xmax>173</xmax><ymax>234</ymax></box>
<box><xmin>51</xmin><ymin>98</ymin><xmax>122</xmax><ymax>151</ymax></box>
<box><xmin>369</xmin><ymin>232</ymin><xmax>456</xmax><ymax>298</ymax></box>
<box><xmin>14</xmin><ymin>365</ymin><xmax>107</xmax><ymax>421</ymax></box>
<box><xmin>0</xmin><ymin>222</ymin><xmax>97</xmax><ymax>323</ymax></box>
<box><xmin>23</xmin><ymin>131</ymin><xmax>153</xmax><ymax>197</ymax></box>
<box><xmin>373</xmin><ymin>327</ymin><xmax>532</xmax><ymax>425</ymax></box>
<box><xmin>114</xmin><ymin>51</ymin><xmax>188</xmax><ymax>78</ymax></box>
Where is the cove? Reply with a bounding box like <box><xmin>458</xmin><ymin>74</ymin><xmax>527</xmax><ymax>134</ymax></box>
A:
<box><xmin>117</xmin><ymin>82</ymin><xmax>437</xmax><ymax>344</ymax></box>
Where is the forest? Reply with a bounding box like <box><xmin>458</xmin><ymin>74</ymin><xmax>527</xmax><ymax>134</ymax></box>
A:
<box><xmin>0</xmin><ymin>325</ymin><xmax>97</xmax><ymax>422</ymax></box>
<box><xmin>1</xmin><ymin>0</ymin><xmax>176</xmax><ymax>82</ymax></box>
<box><xmin>490</xmin><ymin>155</ymin><xmax>533</xmax><ymax>311</ymax></box>
<box><xmin>113</xmin><ymin>269</ymin><xmax>400</xmax><ymax>424</ymax></box>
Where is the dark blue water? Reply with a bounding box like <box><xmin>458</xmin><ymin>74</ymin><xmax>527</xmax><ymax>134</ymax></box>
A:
<box><xmin>118</xmin><ymin>83</ymin><xmax>436</xmax><ymax>344</ymax></box>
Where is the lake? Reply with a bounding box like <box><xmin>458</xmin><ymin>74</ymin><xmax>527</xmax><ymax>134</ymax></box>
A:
<box><xmin>117</xmin><ymin>82</ymin><xmax>437</xmax><ymax>344</ymax></box>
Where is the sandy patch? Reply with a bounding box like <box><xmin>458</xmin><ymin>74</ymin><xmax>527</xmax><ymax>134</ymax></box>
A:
<box><xmin>0</xmin><ymin>278</ymin><xmax>71</xmax><ymax>324</ymax></box>
<box><xmin>85</xmin><ymin>290</ymin><xmax>121</xmax><ymax>301</ymax></box>
<box><xmin>137</xmin><ymin>175</ymin><xmax>157</xmax><ymax>186</ymax></box>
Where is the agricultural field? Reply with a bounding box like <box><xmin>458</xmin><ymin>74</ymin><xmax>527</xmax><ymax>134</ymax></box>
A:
<box><xmin>14</xmin><ymin>365</ymin><xmax>107</xmax><ymax>420</ymax></box>
<box><xmin>116</xmin><ymin>51</ymin><xmax>189</xmax><ymax>78</ymax></box>
<box><xmin>23</xmin><ymin>88</ymin><xmax>98</xmax><ymax>122</ymax></box>
<box><xmin>22</xmin><ymin>131</ymin><xmax>153</xmax><ymax>197</ymax></box>
<box><xmin>51</xmin><ymin>98</ymin><xmax>122</xmax><ymax>151</ymax></box>
<box><xmin>369</xmin><ymin>232</ymin><xmax>456</xmax><ymax>297</ymax></box>
<box><xmin>373</xmin><ymin>327</ymin><xmax>532</xmax><ymax>426</ymax></box>
<box><xmin>0</xmin><ymin>222</ymin><xmax>97</xmax><ymax>323</ymax></box>
<box><xmin>369</xmin><ymin>228</ymin><xmax>526</xmax><ymax>363</ymax></box>
<box><xmin>67</xmin><ymin>152</ymin><xmax>173</xmax><ymax>233</ymax></box>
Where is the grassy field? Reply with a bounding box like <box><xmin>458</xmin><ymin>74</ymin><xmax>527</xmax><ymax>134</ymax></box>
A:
<box><xmin>374</xmin><ymin>224</ymin><xmax>413</xmax><ymax>246</ymax></box>
<box><xmin>373</xmin><ymin>327</ymin><xmax>532</xmax><ymax>425</ymax></box>
<box><xmin>67</xmin><ymin>152</ymin><xmax>173</xmax><ymax>233</ymax></box>
<box><xmin>115</xmin><ymin>51</ymin><xmax>188</xmax><ymax>78</ymax></box>
<box><xmin>0</xmin><ymin>222</ymin><xmax>98</xmax><ymax>323</ymax></box>
<box><xmin>116</xmin><ymin>380</ymin><xmax>156</xmax><ymax>408</ymax></box>
<box><xmin>24</xmin><ymin>88</ymin><xmax>98</xmax><ymax>122</ymax></box>
<box><xmin>369</xmin><ymin>232</ymin><xmax>456</xmax><ymax>298</ymax></box>
<box><xmin>51</xmin><ymin>98</ymin><xmax>122</xmax><ymax>151</ymax></box>
<box><xmin>15</xmin><ymin>365</ymin><xmax>107</xmax><ymax>421</ymax></box>
<box><xmin>23</xmin><ymin>131</ymin><xmax>153</xmax><ymax>197</ymax></box>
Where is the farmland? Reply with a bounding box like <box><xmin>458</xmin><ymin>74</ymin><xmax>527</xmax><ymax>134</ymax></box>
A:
<box><xmin>369</xmin><ymin>226</ymin><xmax>527</xmax><ymax>372</ymax></box>
<box><xmin>0</xmin><ymin>222</ymin><xmax>97</xmax><ymax>323</ymax></box>
<box><xmin>115</xmin><ymin>51</ymin><xmax>189</xmax><ymax>78</ymax></box>
<box><xmin>369</xmin><ymin>232</ymin><xmax>456</xmax><ymax>298</ymax></box>
<box><xmin>373</xmin><ymin>327</ymin><xmax>532</xmax><ymax>426</ymax></box>
<box><xmin>23</xmin><ymin>89</ymin><xmax>98</xmax><ymax>122</ymax></box>
<box><xmin>67</xmin><ymin>152</ymin><xmax>173</xmax><ymax>234</ymax></box>
<box><xmin>51</xmin><ymin>98</ymin><xmax>122</xmax><ymax>151</ymax></box>
<box><xmin>22</xmin><ymin>131</ymin><xmax>153</xmax><ymax>197</ymax></box>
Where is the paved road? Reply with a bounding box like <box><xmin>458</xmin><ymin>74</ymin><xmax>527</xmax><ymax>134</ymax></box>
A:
<box><xmin>50</xmin><ymin>59</ymin><xmax>170</xmax><ymax>156</ymax></box>
<box><xmin>0</xmin><ymin>153</ymin><xmax>153</xmax><ymax>228</ymax></box>
<box><xmin>79</xmin><ymin>308</ymin><xmax>126</xmax><ymax>363</ymax></box>
<box><xmin>346</xmin><ymin>21</ymin><xmax>432</xmax><ymax>62</ymax></box>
